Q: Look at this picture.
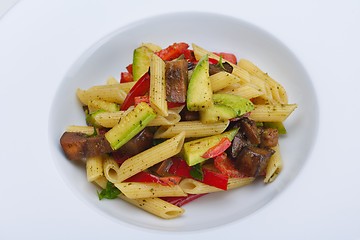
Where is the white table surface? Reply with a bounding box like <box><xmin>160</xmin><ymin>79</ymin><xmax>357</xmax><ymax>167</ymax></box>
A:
<box><xmin>0</xmin><ymin>0</ymin><xmax>359</xmax><ymax>239</ymax></box>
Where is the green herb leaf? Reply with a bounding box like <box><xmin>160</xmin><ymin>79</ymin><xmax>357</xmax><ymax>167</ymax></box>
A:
<box><xmin>216</xmin><ymin>55</ymin><xmax>226</xmax><ymax>71</ymax></box>
<box><xmin>97</xmin><ymin>181</ymin><xmax>121</xmax><ymax>200</ymax></box>
<box><xmin>190</xmin><ymin>163</ymin><xmax>203</xmax><ymax>181</ymax></box>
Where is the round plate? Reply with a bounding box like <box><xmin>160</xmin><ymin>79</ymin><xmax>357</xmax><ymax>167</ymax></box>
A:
<box><xmin>49</xmin><ymin>12</ymin><xmax>318</xmax><ymax>231</ymax></box>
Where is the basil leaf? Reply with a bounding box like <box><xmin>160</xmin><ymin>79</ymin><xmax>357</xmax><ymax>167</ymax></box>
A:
<box><xmin>190</xmin><ymin>163</ymin><xmax>203</xmax><ymax>181</ymax></box>
<box><xmin>97</xmin><ymin>181</ymin><xmax>121</xmax><ymax>200</ymax></box>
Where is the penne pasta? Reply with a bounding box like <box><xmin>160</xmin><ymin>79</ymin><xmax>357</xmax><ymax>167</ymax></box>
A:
<box><xmin>249</xmin><ymin>104</ymin><xmax>297</xmax><ymax>122</ymax></box>
<box><xmin>149</xmin><ymin>53</ymin><xmax>168</xmax><ymax>117</ymax></box>
<box><xmin>217</xmin><ymin>83</ymin><xmax>263</xmax><ymax>99</ymax></box>
<box><xmin>227</xmin><ymin>177</ymin><xmax>255</xmax><ymax>189</ymax></box>
<box><xmin>147</xmin><ymin>109</ymin><xmax>181</xmax><ymax>126</ymax></box>
<box><xmin>153</xmin><ymin>121</ymin><xmax>229</xmax><ymax>139</ymax></box>
<box><xmin>210</xmin><ymin>71</ymin><xmax>242</xmax><ymax>92</ymax></box>
<box><xmin>118</xmin><ymin>195</ymin><xmax>185</xmax><ymax>219</ymax></box>
<box><xmin>179</xmin><ymin>177</ymin><xmax>254</xmax><ymax>194</ymax></box>
<box><xmin>237</xmin><ymin>59</ymin><xmax>288</xmax><ymax>104</ymax></box>
<box><xmin>115</xmin><ymin>182</ymin><xmax>187</xmax><ymax>199</ymax></box>
<box><xmin>264</xmin><ymin>144</ymin><xmax>283</xmax><ymax>183</ymax></box>
<box><xmin>91</xmin><ymin>108</ymin><xmax>180</xmax><ymax>128</ymax></box>
<box><xmin>65</xmin><ymin>125</ymin><xmax>97</xmax><ymax>135</ymax></box>
<box><xmin>103</xmin><ymin>157</ymin><xmax>122</xmax><ymax>183</ymax></box>
<box><xmin>86</xmin><ymin>156</ymin><xmax>104</xmax><ymax>182</ymax></box>
<box><xmin>88</xmin><ymin>110</ymin><xmax>128</xmax><ymax>128</ymax></box>
<box><xmin>95</xmin><ymin>176</ymin><xmax>184</xmax><ymax>219</ymax></box>
<box><xmin>106</xmin><ymin>76</ymin><xmax>118</xmax><ymax>85</ymax></box>
<box><xmin>180</xmin><ymin>178</ymin><xmax>222</xmax><ymax>194</ymax></box>
<box><xmin>116</xmin><ymin>132</ymin><xmax>185</xmax><ymax>182</ymax></box>
<box><xmin>77</xmin><ymin>85</ymin><xmax>128</xmax><ymax>105</ymax></box>
<box><xmin>141</xmin><ymin>42</ymin><xmax>162</xmax><ymax>52</ymax></box>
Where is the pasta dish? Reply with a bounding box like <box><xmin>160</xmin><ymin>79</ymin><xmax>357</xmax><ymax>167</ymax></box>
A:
<box><xmin>59</xmin><ymin>42</ymin><xmax>297</xmax><ymax>219</ymax></box>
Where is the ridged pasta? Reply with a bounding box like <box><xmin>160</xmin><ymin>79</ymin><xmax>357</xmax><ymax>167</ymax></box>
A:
<box><xmin>250</xmin><ymin>104</ymin><xmax>297</xmax><ymax>122</ymax></box>
<box><xmin>95</xmin><ymin>176</ymin><xmax>184</xmax><ymax>219</ymax></box>
<box><xmin>149</xmin><ymin>53</ymin><xmax>168</xmax><ymax>117</ymax></box>
<box><xmin>116</xmin><ymin>132</ymin><xmax>185</xmax><ymax>182</ymax></box>
<box><xmin>264</xmin><ymin>144</ymin><xmax>283</xmax><ymax>183</ymax></box>
<box><xmin>154</xmin><ymin>121</ymin><xmax>229</xmax><ymax>139</ymax></box>
<box><xmin>76</xmin><ymin>85</ymin><xmax>128</xmax><ymax>105</ymax></box>
<box><xmin>115</xmin><ymin>182</ymin><xmax>187</xmax><ymax>199</ymax></box>
<box><xmin>179</xmin><ymin>177</ymin><xmax>254</xmax><ymax>194</ymax></box>
<box><xmin>86</xmin><ymin>156</ymin><xmax>104</xmax><ymax>182</ymax></box>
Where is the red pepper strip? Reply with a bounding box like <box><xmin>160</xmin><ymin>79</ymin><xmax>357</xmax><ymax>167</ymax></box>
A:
<box><xmin>167</xmin><ymin>158</ymin><xmax>192</xmax><ymax>178</ymax></box>
<box><xmin>120</xmin><ymin>73</ymin><xmax>150</xmax><ymax>110</ymax></box>
<box><xmin>202</xmin><ymin>137</ymin><xmax>232</xmax><ymax>159</ymax></box>
<box><xmin>126</xmin><ymin>64</ymin><xmax>133</xmax><ymax>73</ymax></box>
<box><xmin>120</xmin><ymin>72</ymin><xmax>133</xmax><ymax>83</ymax></box>
<box><xmin>124</xmin><ymin>171</ymin><xmax>181</xmax><ymax>186</ymax></box>
<box><xmin>167</xmin><ymin>158</ymin><xmax>229</xmax><ymax>190</ymax></box>
<box><xmin>156</xmin><ymin>42</ymin><xmax>189</xmax><ymax>61</ymax></box>
<box><xmin>208</xmin><ymin>58</ymin><xmax>219</xmax><ymax>65</ymax></box>
<box><xmin>202</xmin><ymin>167</ymin><xmax>228</xmax><ymax>190</ymax></box>
<box><xmin>134</xmin><ymin>95</ymin><xmax>150</xmax><ymax>106</ymax></box>
<box><xmin>183</xmin><ymin>49</ymin><xmax>197</xmax><ymax>63</ymax></box>
<box><xmin>214</xmin><ymin>52</ymin><xmax>237</xmax><ymax>64</ymax></box>
<box><xmin>161</xmin><ymin>194</ymin><xmax>207</xmax><ymax>207</ymax></box>
<box><xmin>214</xmin><ymin>153</ymin><xmax>242</xmax><ymax>178</ymax></box>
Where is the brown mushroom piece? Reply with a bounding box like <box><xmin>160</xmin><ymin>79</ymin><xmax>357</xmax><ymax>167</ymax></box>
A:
<box><xmin>165</xmin><ymin>59</ymin><xmax>188</xmax><ymax>103</ymax></box>
<box><xmin>235</xmin><ymin>146</ymin><xmax>275</xmax><ymax>178</ymax></box>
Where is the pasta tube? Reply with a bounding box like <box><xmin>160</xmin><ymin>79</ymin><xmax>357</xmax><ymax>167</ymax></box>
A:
<box><xmin>179</xmin><ymin>177</ymin><xmax>254</xmax><ymax>194</ymax></box>
<box><xmin>76</xmin><ymin>85</ymin><xmax>128</xmax><ymax>105</ymax></box>
<box><xmin>250</xmin><ymin>104</ymin><xmax>297</xmax><ymax>122</ymax></box>
<box><xmin>95</xmin><ymin>177</ymin><xmax>184</xmax><ymax>219</ymax></box>
<box><xmin>86</xmin><ymin>156</ymin><xmax>104</xmax><ymax>182</ymax></box>
<box><xmin>264</xmin><ymin>144</ymin><xmax>283</xmax><ymax>183</ymax></box>
<box><xmin>115</xmin><ymin>182</ymin><xmax>187</xmax><ymax>199</ymax></box>
<box><xmin>149</xmin><ymin>53</ymin><xmax>168</xmax><ymax>116</ymax></box>
<box><xmin>116</xmin><ymin>132</ymin><xmax>185</xmax><ymax>182</ymax></box>
<box><xmin>154</xmin><ymin>121</ymin><xmax>229</xmax><ymax>139</ymax></box>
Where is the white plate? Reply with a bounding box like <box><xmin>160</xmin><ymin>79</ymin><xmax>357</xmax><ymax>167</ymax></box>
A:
<box><xmin>49</xmin><ymin>12</ymin><xmax>317</xmax><ymax>231</ymax></box>
<box><xmin>1</xmin><ymin>1</ymin><xmax>359</xmax><ymax>239</ymax></box>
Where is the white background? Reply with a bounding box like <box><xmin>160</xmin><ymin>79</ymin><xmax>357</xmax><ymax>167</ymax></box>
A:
<box><xmin>0</xmin><ymin>0</ymin><xmax>359</xmax><ymax>239</ymax></box>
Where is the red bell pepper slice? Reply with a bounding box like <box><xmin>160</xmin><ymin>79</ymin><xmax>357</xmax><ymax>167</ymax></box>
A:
<box><xmin>120</xmin><ymin>72</ymin><xmax>133</xmax><ymax>83</ymax></box>
<box><xmin>202</xmin><ymin>167</ymin><xmax>228</xmax><ymax>190</ymax></box>
<box><xmin>214</xmin><ymin>153</ymin><xmax>242</xmax><ymax>178</ymax></box>
<box><xmin>134</xmin><ymin>95</ymin><xmax>150</xmax><ymax>106</ymax></box>
<box><xmin>214</xmin><ymin>52</ymin><xmax>237</xmax><ymax>64</ymax></box>
<box><xmin>183</xmin><ymin>49</ymin><xmax>197</xmax><ymax>63</ymax></box>
<box><xmin>202</xmin><ymin>137</ymin><xmax>232</xmax><ymax>159</ymax></box>
<box><xmin>167</xmin><ymin>158</ymin><xmax>192</xmax><ymax>178</ymax></box>
<box><xmin>120</xmin><ymin>73</ymin><xmax>150</xmax><ymax>110</ymax></box>
<box><xmin>126</xmin><ymin>64</ymin><xmax>133</xmax><ymax>73</ymax></box>
<box><xmin>156</xmin><ymin>42</ymin><xmax>189</xmax><ymax>61</ymax></box>
<box><xmin>208</xmin><ymin>58</ymin><xmax>219</xmax><ymax>65</ymax></box>
<box><xmin>161</xmin><ymin>194</ymin><xmax>207</xmax><ymax>207</ymax></box>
